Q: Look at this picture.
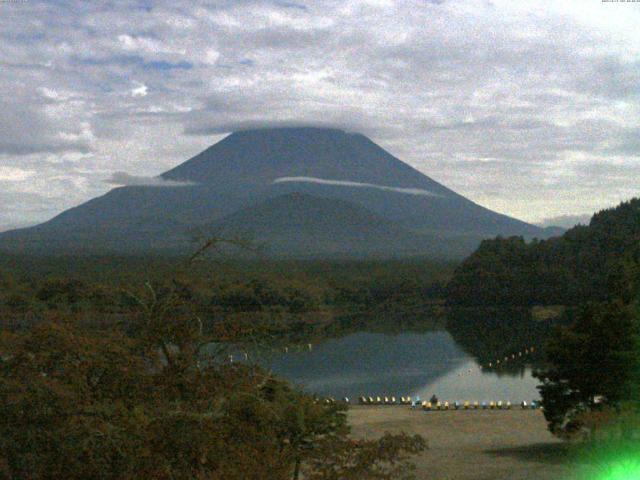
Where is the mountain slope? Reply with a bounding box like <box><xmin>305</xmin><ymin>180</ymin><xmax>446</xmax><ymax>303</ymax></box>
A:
<box><xmin>162</xmin><ymin>127</ymin><xmax>542</xmax><ymax>236</ymax></box>
<box><xmin>0</xmin><ymin>127</ymin><xmax>551</xmax><ymax>258</ymax></box>
<box><xmin>211</xmin><ymin>192</ymin><xmax>480</xmax><ymax>258</ymax></box>
<box><xmin>163</xmin><ymin>128</ymin><xmax>454</xmax><ymax>193</ymax></box>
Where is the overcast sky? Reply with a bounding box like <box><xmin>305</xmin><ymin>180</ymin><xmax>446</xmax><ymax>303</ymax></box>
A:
<box><xmin>1</xmin><ymin>0</ymin><xmax>639</xmax><ymax>230</ymax></box>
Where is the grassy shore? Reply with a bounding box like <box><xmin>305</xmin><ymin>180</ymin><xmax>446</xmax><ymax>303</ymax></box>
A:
<box><xmin>348</xmin><ymin>406</ymin><xmax>595</xmax><ymax>480</ymax></box>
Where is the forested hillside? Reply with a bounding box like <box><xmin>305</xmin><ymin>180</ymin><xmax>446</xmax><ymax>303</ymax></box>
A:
<box><xmin>0</xmin><ymin>255</ymin><xmax>451</xmax><ymax>336</ymax></box>
<box><xmin>445</xmin><ymin>198</ymin><xmax>640</xmax><ymax>440</ymax></box>
<box><xmin>0</xmin><ymin>250</ymin><xmax>429</xmax><ymax>479</ymax></box>
<box><xmin>446</xmin><ymin>198</ymin><xmax>640</xmax><ymax>307</ymax></box>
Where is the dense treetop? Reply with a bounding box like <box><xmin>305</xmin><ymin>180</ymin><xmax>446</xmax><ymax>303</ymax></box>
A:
<box><xmin>447</xmin><ymin>198</ymin><xmax>640</xmax><ymax>307</ymax></box>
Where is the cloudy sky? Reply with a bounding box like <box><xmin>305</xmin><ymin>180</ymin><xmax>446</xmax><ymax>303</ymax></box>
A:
<box><xmin>1</xmin><ymin>0</ymin><xmax>639</xmax><ymax>231</ymax></box>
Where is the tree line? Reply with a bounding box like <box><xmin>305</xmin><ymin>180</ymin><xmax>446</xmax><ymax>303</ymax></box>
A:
<box><xmin>447</xmin><ymin>198</ymin><xmax>640</xmax><ymax>307</ymax></box>
<box><xmin>0</xmin><ymin>252</ymin><xmax>442</xmax><ymax>478</ymax></box>
<box><xmin>447</xmin><ymin>198</ymin><xmax>640</xmax><ymax>442</ymax></box>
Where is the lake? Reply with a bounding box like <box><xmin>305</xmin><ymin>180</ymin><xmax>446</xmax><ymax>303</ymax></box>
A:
<box><xmin>261</xmin><ymin>330</ymin><xmax>542</xmax><ymax>402</ymax></box>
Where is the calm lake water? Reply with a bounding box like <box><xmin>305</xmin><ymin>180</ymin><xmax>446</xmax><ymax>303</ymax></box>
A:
<box><xmin>261</xmin><ymin>331</ymin><xmax>541</xmax><ymax>402</ymax></box>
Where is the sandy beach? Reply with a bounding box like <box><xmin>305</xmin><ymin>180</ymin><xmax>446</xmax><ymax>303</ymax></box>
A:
<box><xmin>348</xmin><ymin>406</ymin><xmax>593</xmax><ymax>480</ymax></box>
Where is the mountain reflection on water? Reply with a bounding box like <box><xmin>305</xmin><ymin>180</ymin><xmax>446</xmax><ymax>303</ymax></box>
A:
<box><xmin>261</xmin><ymin>308</ymin><xmax>551</xmax><ymax>401</ymax></box>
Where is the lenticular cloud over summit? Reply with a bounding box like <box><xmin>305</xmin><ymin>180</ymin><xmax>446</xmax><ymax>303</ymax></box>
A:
<box><xmin>273</xmin><ymin>177</ymin><xmax>441</xmax><ymax>197</ymax></box>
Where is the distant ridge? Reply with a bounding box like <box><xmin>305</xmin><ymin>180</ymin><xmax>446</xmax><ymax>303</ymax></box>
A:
<box><xmin>0</xmin><ymin>127</ymin><xmax>554</xmax><ymax>258</ymax></box>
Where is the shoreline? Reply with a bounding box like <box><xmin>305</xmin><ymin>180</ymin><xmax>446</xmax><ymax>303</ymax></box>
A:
<box><xmin>347</xmin><ymin>406</ymin><xmax>591</xmax><ymax>480</ymax></box>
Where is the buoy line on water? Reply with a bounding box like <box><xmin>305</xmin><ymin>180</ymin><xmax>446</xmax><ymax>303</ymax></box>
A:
<box><xmin>225</xmin><ymin>343</ymin><xmax>538</xmax><ymax>368</ymax></box>
<box><xmin>453</xmin><ymin>345</ymin><xmax>538</xmax><ymax>377</ymax></box>
<box><xmin>485</xmin><ymin>346</ymin><xmax>536</xmax><ymax>369</ymax></box>
<box><xmin>254</xmin><ymin>344</ymin><xmax>543</xmax><ymax>411</ymax></box>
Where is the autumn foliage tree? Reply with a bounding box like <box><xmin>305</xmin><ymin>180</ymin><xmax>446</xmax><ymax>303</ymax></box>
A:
<box><xmin>0</xmin><ymin>271</ymin><xmax>425</xmax><ymax>479</ymax></box>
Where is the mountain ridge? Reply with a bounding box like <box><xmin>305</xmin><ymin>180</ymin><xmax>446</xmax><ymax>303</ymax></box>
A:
<box><xmin>0</xmin><ymin>127</ymin><xmax>553</xmax><ymax>258</ymax></box>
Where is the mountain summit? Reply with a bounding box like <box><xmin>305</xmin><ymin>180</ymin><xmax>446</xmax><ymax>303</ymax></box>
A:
<box><xmin>0</xmin><ymin>127</ymin><xmax>552</xmax><ymax>258</ymax></box>
<box><xmin>162</xmin><ymin>127</ymin><xmax>453</xmax><ymax>195</ymax></box>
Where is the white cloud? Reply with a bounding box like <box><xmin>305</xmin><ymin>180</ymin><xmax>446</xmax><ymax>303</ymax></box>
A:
<box><xmin>204</xmin><ymin>48</ymin><xmax>220</xmax><ymax>65</ymax></box>
<box><xmin>117</xmin><ymin>34</ymin><xmax>185</xmax><ymax>56</ymax></box>
<box><xmin>38</xmin><ymin>87</ymin><xmax>60</xmax><ymax>100</ymax></box>
<box><xmin>0</xmin><ymin>101</ymin><xmax>91</xmax><ymax>155</ymax></box>
<box><xmin>105</xmin><ymin>171</ymin><xmax>196</xmax><ymax>187</ymax></box>
<box><xmin>273</xmin><ymin>176</ymin><xmax>441</xmax><ymax>196</ymax></box>
<box><xmin>0</xmin><ymin>167</ymin><xmax>35</xmax><ymax>182</ymax></box>
<box><xmin>131</xmin><ymin>81</ymin><xmax>148</xmax><ymax>97</ymax></box>
<box><xmin>0</xmin><ymin>0</ymin><xmax>639</xmax><ymax>227</ymax></box>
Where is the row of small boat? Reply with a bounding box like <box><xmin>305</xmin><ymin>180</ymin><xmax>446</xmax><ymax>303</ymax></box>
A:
<box><xmin>358</xmin><ymin>396</ymin><xmax>415</xmax><ymax>405</ymax></box>
<box><xmin>420</xmin><ymin>400</ymin><xmax>541</xmax><ymax>410</ymax></box>
<box><xmin>313</xmin><ymin>397</ymin><xmax>542</xmax><ymax>410</ymax></box>
<box><xmin>355</xmin><ymin>396</ymin><xmax>542</xmax><ymax>409</ymax></box>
